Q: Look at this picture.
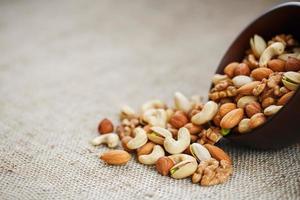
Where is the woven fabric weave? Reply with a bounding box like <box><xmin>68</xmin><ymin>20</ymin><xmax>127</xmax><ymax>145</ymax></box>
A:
<box><xmin>0</xmin><ymin>0</ymin><xmax>299</xmax><ymax>199</ymax></box>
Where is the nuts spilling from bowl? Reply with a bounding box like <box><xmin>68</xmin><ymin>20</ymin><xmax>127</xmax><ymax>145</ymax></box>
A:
<box><xmin>209</xmin><ymin>34</ymin><xmax>299</xmax><ymax>134</ymax></box>
<box><xmin>90</xmin><ymin>34</ymin><xmax>299</xmax><ymax>187</ymax></box>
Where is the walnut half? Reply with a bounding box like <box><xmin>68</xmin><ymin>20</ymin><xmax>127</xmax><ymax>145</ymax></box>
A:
<box><xmin>192</xmin><ymin>158</ymin><xmax>233</xmax><ymax>186</ymax></box>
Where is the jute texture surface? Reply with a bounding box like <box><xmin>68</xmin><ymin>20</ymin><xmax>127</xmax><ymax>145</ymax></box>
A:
<box><xmin>0</xmin><ymin>0</ymin><xmax>299</xmax><ymax>199</ymax></box>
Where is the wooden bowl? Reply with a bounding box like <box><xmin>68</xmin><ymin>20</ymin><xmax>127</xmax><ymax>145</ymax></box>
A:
<box><xmin>216</xmin><ymin>2</ymin><xmax>300</xmax><ymax>149</ymax></box>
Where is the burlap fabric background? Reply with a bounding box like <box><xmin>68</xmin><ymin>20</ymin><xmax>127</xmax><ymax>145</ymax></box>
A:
<box><xmin>0</xmin><ymin>0</ymin><xmax>299</xmax><ymax>199</ymax></box>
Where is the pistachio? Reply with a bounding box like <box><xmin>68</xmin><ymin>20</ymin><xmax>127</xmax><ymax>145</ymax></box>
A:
<box><xmin>190</xmin><ymin>143</ymin><xmax>211</xmax><ymax>162</ymax></box>
<box><xmin>168</xmin><ymin>154</ymin><xmax>198</xmax><ymax>179</ymax></box>
<box><xmin>232</xmin><ymin>75</ymin><xmax>253</xmax><ymax>87</ymax></box>
<box><xmin>282</xmin><ymin>71</ymin><xmax>300</xmax><ymax>91</ymax></box>
<box><xmin>148</xmin><ymin>127</ymin><xmax>172</xmax><ymax>145</ymax></box>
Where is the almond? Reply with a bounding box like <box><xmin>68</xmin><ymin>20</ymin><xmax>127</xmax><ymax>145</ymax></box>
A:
<box><xmin>100</xmin><ymin>150</ymin><xmax>131</xmax><ymax>165</ymax></box>
<box><xmin>224</xmin><ymin>62</ymin><xmax>239</xmax><ymax>78</ymax></box>
<box><xmin>137</xmin><ymin>142</ymin><xmax>155</xmax><ymax>156</ymax></box>
<box><xmin>156</xmin><ymin>156</ymin><xmax>175</xmax><ymax>176</ymax></box>
<box><xmin>285</xmin><ymin>57</ymin><xmax>300</xmax><ymax>71</ymax></box>
<box><xmin>267</xmin><ymin>59</ymin><xmax>286</xmax><ymax>72</ymax></box>
<box><xmin>250</xmin><ymin>68</ymin><xmax>273</xmax><ymax>81</ymax></box>
<box><xmin>277</xmin><ymin>91</ymin><xmax>295</xmax><ymax>105</ymax></box>
<box><xmin>98</xmin><ymin>118</ymin><xmax>114</xmax><ymax>134</ymax></box>
<box><xmin>249</xmin><ymin>113</ymin><xmax>266</xmax><ymax>129</ymax></box>
<box><xmin>220</xmin><ymin>108</ymin><xmax>244</xmax><ymax>129</ymax></box>
<box><xmin>261</xmin><ymin>97</ymin><xmax>275</xmax><ymax>108</ymax></box>
<box><xmin>184</xmin><ymin>123</ymin><xmax>202</xmax><ymax>134</ymax></box>
<box><xmin>237</xmin><ymin>81</ymin><xmax>260</xmax><ymax>95</ymax></box>
<box><xmin>204</xmin><ymin>144</ymin><xmax>232</xmax><ymax>164</ymax></box>
<box><xmin>234</xmin><ymin>63</ymin><xmax>250</xmax><ymax>76</ymax></box>
<box><xmin>169</xmin><ymin>111</ymin><xmax>189</xmax><ymax>129</ymax></box>
<box><xmin>245</xmin><ymin>102</ymin><xmax>262</xmax><ymax>118</ymax></box>
<box><xmin>219</xmin><ymin>103</ymin><xmax>237</xmax><ymax>117</ymax></box>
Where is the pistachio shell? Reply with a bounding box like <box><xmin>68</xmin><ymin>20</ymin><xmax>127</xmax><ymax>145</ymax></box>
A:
<box><xmin>284</xmin><ymin>72</ymin><xmax>300</xmax><ymax>84</ymax></box>
<box><xmin>232</xmin><ymin>75</ymin><xmax>253</xmax><ymax>87</ymax></box>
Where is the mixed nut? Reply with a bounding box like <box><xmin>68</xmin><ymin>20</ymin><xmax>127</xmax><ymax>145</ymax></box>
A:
<box><xmin>90</xmin><ymin>34</ymin><xmax>300</xmax><ymax>186</ymax></box>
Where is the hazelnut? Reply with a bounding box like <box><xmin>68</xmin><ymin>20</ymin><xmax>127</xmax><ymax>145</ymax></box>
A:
<box><xmin>98</xmin><ymin>118</ymin><xmax>114</xmax><ymax>134</ymax></box>
<box><xmin>156</xmin><ymin>156</ymin><xmax>175</xmax><ymax>176</ymax></box>
<box><xmin>234</xmin><ymin>63</ymin><xmax>250</xmax><ymax>76</ymax></box>
<box><xmin>224</xmin><ymin>62</ymin><xmax>239</xmax><ymax>78</ymax></box>
<box><xmin>169</xmin><ymin>111</ymin><xmax>189</xmax><ymax>128</ymax></box>
<box><xmin>285</xmin><ymin>57</ymin><xmax>300</xmax><ymax>71</ymax></box>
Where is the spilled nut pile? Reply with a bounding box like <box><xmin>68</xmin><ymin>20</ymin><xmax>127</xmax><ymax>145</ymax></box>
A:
<box><xmin>91</xmin><ymin>34</ymin><xmax>300</xmax><ymax>186</ymax></box>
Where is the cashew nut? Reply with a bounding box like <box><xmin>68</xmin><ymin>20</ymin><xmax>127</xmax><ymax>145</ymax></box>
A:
<box><xmin>164</xmin><ymin>127</ymin><xmax>190</xmax><ymax>154</ymax></box>
<box><xmin>142</xmin><ymin>108</ymin><xmax>167</xmax><ymax>127</ymax></box>
<box><xmin>168</xmin><ymin>154</ymin><xmax>198</xmax><ymax>179</ymax></box>
<box><xmin>250</xmin><ymin>34</ymin><xmax>267</xmax><ymax>58</ymax></box>
<box><xmin>190</xmin><ymin>143</ymin><xmax>211</xmax><ymax>162</ymax></box>
<box><xmin>91</xmin><ymin>133</ymin><xmax>119</xmax><ymax>148</ymax></box>
<box><xmin>174</xmin><ymin>92</ymin><xmax>192</xmax><ymax>113</ymax></box>
<box><xmin>148</xmin><ymin>127</ymin><xmax>172</xmax><ymax>145</ymax></box>
<box><xmin>259</xmin><ymin>42</ymin><xmax>285</xmax><ymax>67</ymax></box>
<box><xmin>127</xmin><ymin>127</ymin><xmax>148</xmax><ymax>149</ymax></box>
<box><xmin>141</xmin><ymin>100</ymin><xmax>166</xmax><ymax>113</ymax></box>
<box><xmin>138</xmin><ymin>145</ymin><xmax>165</xmax><ymax>165</ymax></box>
<box><xmin>191</xmin><ymin>101</ymin><xmax>218</xmax><ymax>125</ymax></box>
<box><xmin>120</xmin><ymin>105</ymin><xmax>137</xmax><ymax>120</ymax></box>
